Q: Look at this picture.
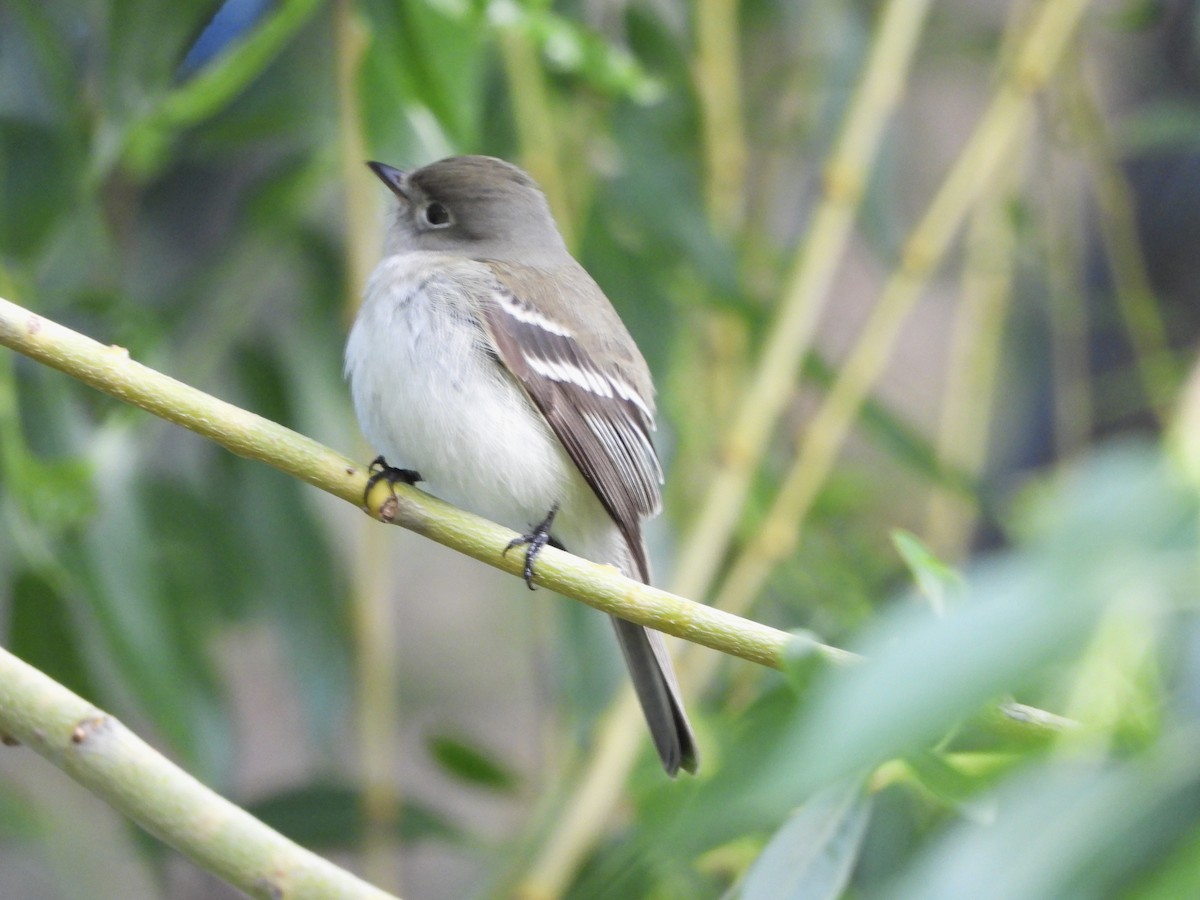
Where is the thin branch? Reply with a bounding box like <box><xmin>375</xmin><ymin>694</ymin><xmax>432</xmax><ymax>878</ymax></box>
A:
<box><xmin>0</xmin><ymin>295</ymin><xmax>812</xmax><ymax>669</ymax></box>
<box><xmin>0</xmin><ymin>646</ymin><xmax>400</xmax><ymax>900</ymax></box>
<box><xmin>1063</xmin><ymin>57</ymin><xmax>1179</xmax><ymax>421</ymax></box>
<box><xmin>499</xmin><ymin>27</ymin><xmax>576</xmax><ymax>248</ymax></box>
<box><xmin>925</xmin><ymin>149</ymin><xmax>1021</xmax><ymax>557</ymax></box>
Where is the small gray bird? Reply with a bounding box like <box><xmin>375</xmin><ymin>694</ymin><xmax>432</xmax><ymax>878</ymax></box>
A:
<box><xmin>345</xmin><ymin>155</ymin><xmax>698</xmax><ymax>775</ymax></box>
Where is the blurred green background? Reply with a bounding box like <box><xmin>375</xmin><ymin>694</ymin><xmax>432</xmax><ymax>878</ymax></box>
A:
<box><xmin>3</xmin><ymin>0</ymin><xmax>1200</xmax><ymax>897</ymax></box>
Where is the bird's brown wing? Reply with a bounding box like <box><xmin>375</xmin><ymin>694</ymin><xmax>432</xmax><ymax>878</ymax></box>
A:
<box><xmin>478</xmin><ymin>261</ymin><xmax>661</xmax><ymax>580</ymax></box>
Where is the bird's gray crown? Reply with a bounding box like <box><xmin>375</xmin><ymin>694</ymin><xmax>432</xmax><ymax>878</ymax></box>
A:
<box><xmin>371</xmin><ymin>155</ymin><xmax>569</xmax><ymax>264</ymax></box>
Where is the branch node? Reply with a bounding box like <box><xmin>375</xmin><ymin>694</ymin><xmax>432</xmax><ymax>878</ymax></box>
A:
<box><xmin>70</xmin><ymin>715</ymin><xmax>110</xmax><ymax>745</ymax></box>
<box><xmin>378</xmin><ymin>493</ymin><xmax>399</xmax><ymax>524</ymax></box>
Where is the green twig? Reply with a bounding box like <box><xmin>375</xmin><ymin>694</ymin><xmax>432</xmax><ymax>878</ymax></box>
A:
<box><xmin>694</xmin><ymin>0</ymin><xmax>748</xmax><ymax>227</ymax></box>
<box><xmin>0</xmin><ymin>646</ymin><xmax>400</xmax><ymax>900</ymax></box>
<box><xmin>0</xmin><ymin>295</ymin><xmax>810</xmax><ymax>669</ymax></box>
<box><xmin>925</xmin><ymin>149</ymin><xmax>1021</xmax><ymax>557</ymax></box>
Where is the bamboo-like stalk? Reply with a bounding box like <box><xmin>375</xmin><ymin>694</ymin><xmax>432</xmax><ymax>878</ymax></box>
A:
<box><xmin>926</xmin><ymin>0</ymin><xmax>1036</xmax><ymax>557</ymax></box>
<box><xmin>925</xmin><ymin>144</ymin><xmax>1023</xmax><ymax>558</ymax></box>
<box><xmin>701</xmin><ymin>0</ymin><xmax>1094</xmax><ymax>628</ymax></box>
<box><xmin>336</xmin><ymin>0</ymin><xmax>403</xmax><ymax>891</ymax></box>
<box><xmin>499</xmin><ymin>28</ymin><xmax>575</xmax><ymax>248</ymax></box>
<box><xmin>671</xmin><ymin>0</ymin><xmax>936</xmax><ymax>604</ymax></box>
<box><xmin>694</xmin><ymin>0</ymin><xmax>748</xmax><ymax>227</ymax></box>
<box><xmin>1042</xmin><ymin>133</ymin><xmax>1094</xmax><ymax>459</ymax></box>
<box><xmin>1062</xmin><ymin>59</ymin><xmax>1178</xmax><ymax>422</ymax></box>
<box><xmin>1173</xmin><ymin>356</ymin><xmax>1200</xmax><ymax>486</ymax></box>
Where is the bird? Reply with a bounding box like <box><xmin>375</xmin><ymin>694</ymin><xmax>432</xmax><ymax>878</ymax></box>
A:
<box><xmin>345</xmin><ymin>155</ymin><xmax>697</xmax><ymax>775</ymax></box>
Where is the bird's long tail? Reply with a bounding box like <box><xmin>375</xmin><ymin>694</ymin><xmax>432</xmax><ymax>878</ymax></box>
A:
<box><xmin>610</xmin><ymin>615</ymin><xmax>699</xmax><ymax>775</ymax></box>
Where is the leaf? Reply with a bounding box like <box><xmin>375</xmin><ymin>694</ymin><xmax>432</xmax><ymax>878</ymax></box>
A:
<box><xmin>736</xmin><ymin>779</ymin><xmax>872</xmax><ymax>900</ymax></box>
<box><xmin>429</xmin><ymin>733</ymin><xmax>519</xmax><ymax>792</ymax></box>
<box><xmin>0</xmin><ymin>783</ymin><xmax>37</xmax><ymax>840</ymax></box>
<box><xmin>892</xmin><ymin>530</ymin><xmax>963</xmax><ymax>615</ymax></box>
<box><xmin>120</xmin><ymin>0</ymin><xmax>323</xmax><ymax>178</ymax></box>
<box><xmin>503</xmin><ymin>5</ymin><xmax>663</xmax><ymax>103</ymax></box>
<box><xmin>360</xmin><ymin>0</ymin><xmax>487</xmax><ymax>153</ymax></box>
<box><xmin>75</xmin><ymin>433</ymin><xmax>231</xmax><ymax>774</ymax></box>
<box><xmin>0</xmin><ymin>120</ymin><xmax>82</xmax><ymax>261</ymax></box>
<box><xmin>882</xmin><ymin>732</ymin><xmax>1200</xmax><ymax>900</ymax></box>
<box><xmin>8</xmin><ymin>570</ymin><xmax>96</xmax><ymax>702</ymax></box>
<box><xmin>246</xmin><ymin>783</ymin><xmax>460</xmax><ymax>847</ymax></box>
<box><xmin>754</xmin><ymin>444</ymin><xmax>1197</xmax><ymax>800</ymax></box>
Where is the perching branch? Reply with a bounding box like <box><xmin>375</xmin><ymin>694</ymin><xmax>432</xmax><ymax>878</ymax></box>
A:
<box><xmin>0</xmin><ymin>294</ymin><xmax>826</xmax><ymax>670</ymax></box>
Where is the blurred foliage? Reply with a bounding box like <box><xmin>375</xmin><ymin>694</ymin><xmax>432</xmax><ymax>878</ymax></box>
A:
<box><xmin>3</xmin><ymin>0</ymin><xmax>1200</xmax><ymax>898</ymax></box>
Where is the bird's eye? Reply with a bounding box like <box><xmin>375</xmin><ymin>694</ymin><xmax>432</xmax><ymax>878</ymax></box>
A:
<box><xmin>423</xmin><ymin>202</ymin><xmax>451</xmax><ymax>227</ymax></box>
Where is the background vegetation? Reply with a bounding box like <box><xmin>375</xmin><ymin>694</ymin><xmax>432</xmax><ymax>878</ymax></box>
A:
<box><xmin>3</xmin><ymin>0</ymin><xmax>1200</xmax><ymax>897</ymax></box>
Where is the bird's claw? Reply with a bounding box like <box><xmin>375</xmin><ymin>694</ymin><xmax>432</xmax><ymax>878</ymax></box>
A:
<box><xmin>363</xmin><ymin>455</ymin><xmax>421</xmax><ymax>507</ymax></box>
<box><xmin>503</xmin><ymin>504</ymin><xmax>561</xmax><ymax>590</ymax></box>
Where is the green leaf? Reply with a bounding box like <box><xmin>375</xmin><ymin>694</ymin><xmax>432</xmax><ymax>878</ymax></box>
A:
<box><xmin>503</xmin><ymin>6</ymin><xmax>663</xmax><ymax>103</ymax></box>
<box><xmin>0</xmin><ymin>120</ymin><xmax>83</xmax><ymax>262</ymax></box>
<box><xmin>885</xmin><ymin>732</ymin><xmax>1200</xmax><ymax>899</ymax></box>
<box><xmin>429</xmin><ymin>733</ymin><xmax>519</xmax><ymax>792</ymax></box>
<box><xmin>0</xmin><ymin>783</ymin><xmax>37</xmax><ymax>840</ymax></box>
<box><xmin>760</xmin><ymin>444</ymin><xmax>1196</xmax><ymax>798</ymax></box>
<box><xmin>118</xmin><ymin>0</ymin><xmax>323</xmax><ymax>179</ymax></box>
<box><xmin>8</xmin><ymin>570</ymin><xmax>96</xmax><ymax>702</ymax></box>
<box><xmin>360</xmin><ymin>0</ymin><xmax>487</xmax><ymax>154</ymax></box>
<box><xmin>892</xmin><ymin>530</ymin><xmax>963</xmax><ymax>615</ymax></box>
<box><xmin>736</xmin><ymin>779</ymin><xmax>872</xmax><ymax>900</ymax></box>
<box><xmin>246</xmin><ymin>783</ymin><xmax>460</xmax><ymax>846</ymax></box>
<box><xmin>75</xmin><ymin>444</ymin><xmax>232</xmax><ymax>777</ymax></box>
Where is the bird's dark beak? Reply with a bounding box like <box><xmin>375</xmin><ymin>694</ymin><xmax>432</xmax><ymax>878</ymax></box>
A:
<box><xmin>366</xmin><ymin>161</ymin><xmax>409</xmax><ymax>200</ymax></box>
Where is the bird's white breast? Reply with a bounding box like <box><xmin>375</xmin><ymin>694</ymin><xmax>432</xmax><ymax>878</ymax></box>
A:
<box><xmin>345</xmin><ymin>253</ymin><xmax>605</xmax><ymax>546</ymax></box>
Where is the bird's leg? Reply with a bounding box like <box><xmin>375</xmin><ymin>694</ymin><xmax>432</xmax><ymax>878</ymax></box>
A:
<box><xmin>503</xmin><ymin>504</ymin><xmax>563</xmax><ymax>589</ymax></box>
<box><xmin>363</xmin><ymin>455</ymin><xmax>422</xmax><ymax>506</ymax></box>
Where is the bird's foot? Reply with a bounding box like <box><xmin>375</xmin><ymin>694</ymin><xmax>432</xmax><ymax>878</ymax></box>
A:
<box><xmin>363</xmin><ymin>455</ymin><xmax>421</xmax><ymax>506</ymax></box>
<box><xmin>503</xmin><ymin>504</ymin><xmax>562</xmax><ymax>590</ymax></box>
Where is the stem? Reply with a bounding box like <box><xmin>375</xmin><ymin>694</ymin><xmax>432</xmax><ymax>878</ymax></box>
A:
<box><xmin>1063</xmin><ymin>58</ymin><xmax>1178</xmax><ymax>422</ymax></box>
<box><xmin>337</xmin><ymin>0</ymin><xmax>403</xmax><ymax>891</ymax></box>
<box><xmin>671</xmin><ymin>0</ymin><xmax>936</xmax><ymax>604</ymax></box>
<box><xmin>0</xmin><ymin>646</ymin><xmax>400</xmax><ymax>900</ymax></box>
<box><xmin>925</xmin><ymin>149</ymin><xmax>1021</xmax><ymax>557</ymax></box>
<box><xmin>694</xmin><ymin>0</ymin><xmax>748</xmax><ymax>227</ymax></box>
<box><xmin>0</xmin><ymin>295</ymin><xmax>807</xmax><ymax>669</ymax></box>
<box><xmin>499</xmin><ymin>28</ymin><xmax>575</xmax><ymax>248</ymax></box>
<box><xmin>702</xmin><ymin>0</ymin><xmax>1094</xmax><ymax>624</ymax></box>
